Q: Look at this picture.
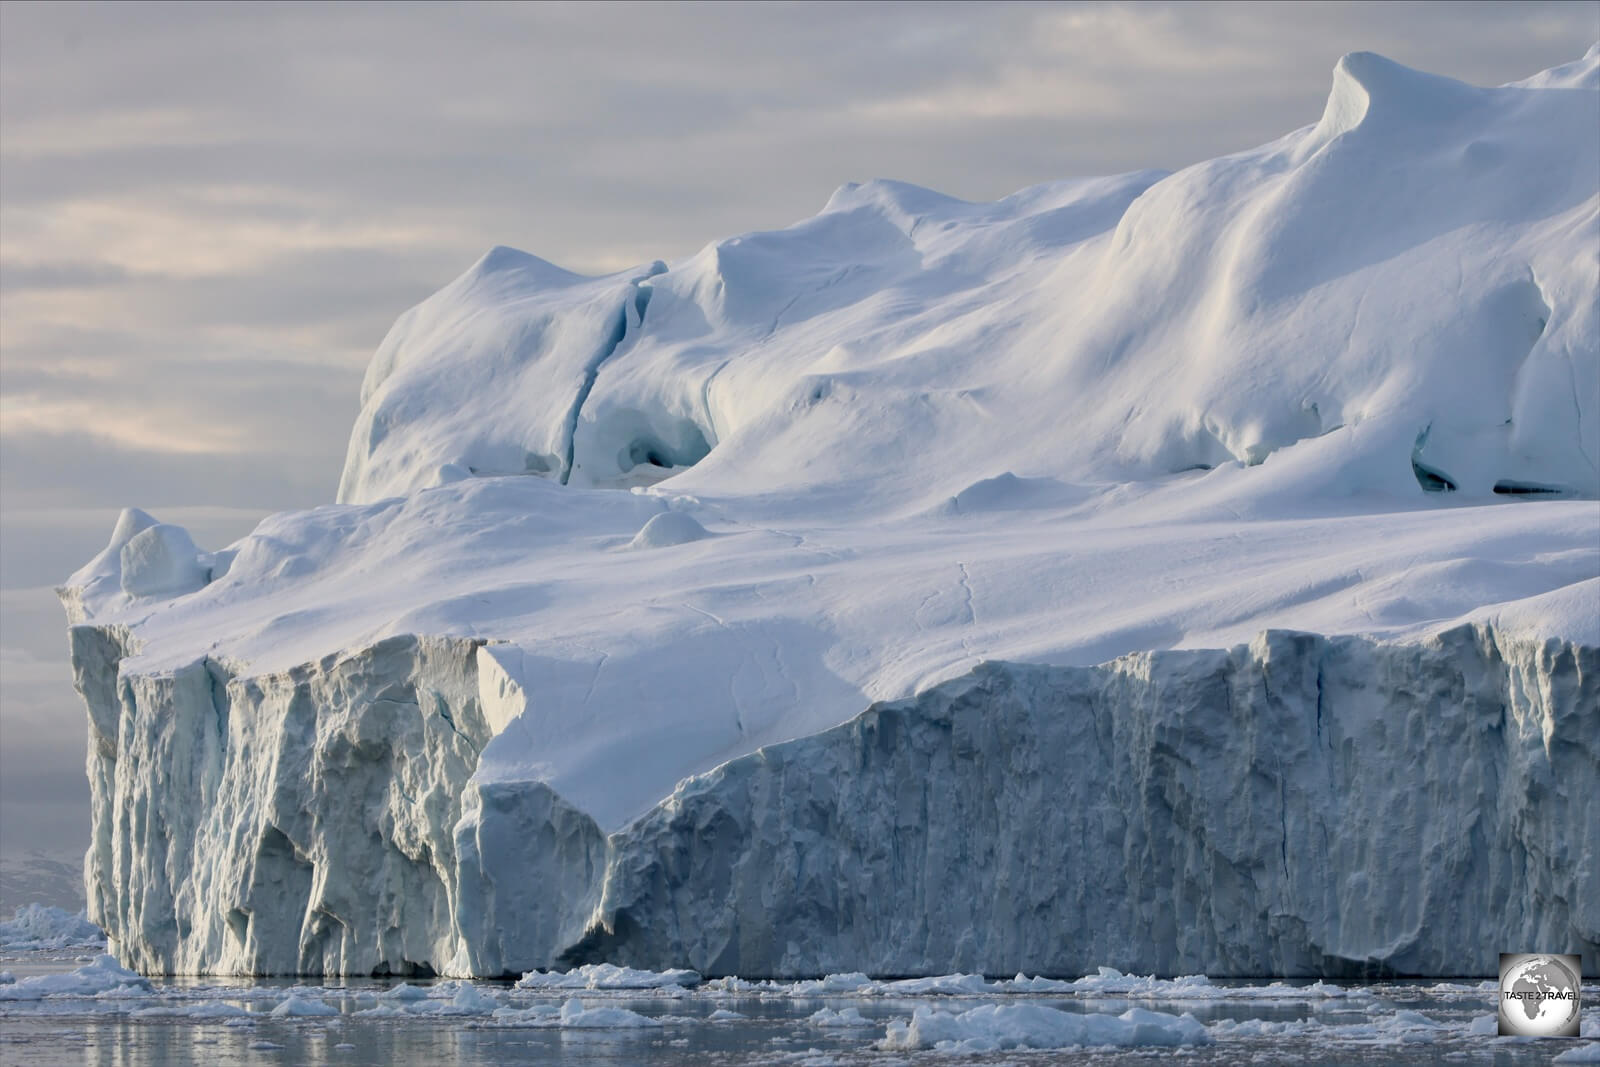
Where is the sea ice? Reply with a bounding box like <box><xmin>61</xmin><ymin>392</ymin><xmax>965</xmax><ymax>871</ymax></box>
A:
<box><xmin>878</xmin><ymin>1002</ymin><xmax>1210</xmax><ymax>1052</ymax></box>
<box><xmin>515</xmin><ymin>964</ymin><xmax>702</xmax><ymax>990</ymax></box>
<box><xmin>269</xmin><ymin>993</ymin><xmax>338</xmax><ymax>1017</ymax></box>
<box><xmin>0</xmin><ymin>955</ymin><xmax>150</xmax><ymax>1001</ymax></box>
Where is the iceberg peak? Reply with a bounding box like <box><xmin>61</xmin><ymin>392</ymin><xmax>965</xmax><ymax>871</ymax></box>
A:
<box><xmin>462</xmin><ymin>243</ymin><xmax>583</xmax><ymax>289</ymax></box>
<box><xmin>1311</xmin><ymin>50</ymin><xmax>1481</xmax><ymax>146</ymax></box>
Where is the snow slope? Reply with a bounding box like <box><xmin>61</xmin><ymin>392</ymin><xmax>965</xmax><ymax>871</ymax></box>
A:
<box><xmin>59</xmin><ymin>50</ymin><xmax>1600</xmax><ymax>977</ymax></box>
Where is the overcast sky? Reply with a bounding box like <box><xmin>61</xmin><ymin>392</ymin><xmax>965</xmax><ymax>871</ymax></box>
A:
<box><xmin>1</xmin><ymin>1</ymin><xmax>1595</xmax><ymax>874</ymax></box>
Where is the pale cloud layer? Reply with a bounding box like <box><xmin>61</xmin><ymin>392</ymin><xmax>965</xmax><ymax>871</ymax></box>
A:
<box><xmin>1</xmin><ymin>1</ymin><xmax>1595</xmax><ymax>863</ymax></box>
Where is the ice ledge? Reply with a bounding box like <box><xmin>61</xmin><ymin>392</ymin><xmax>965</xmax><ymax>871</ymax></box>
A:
<box><xmin>70</xmin><ymin>622</ymin><xmax>1596</xmax><ymax>979</ymax></box>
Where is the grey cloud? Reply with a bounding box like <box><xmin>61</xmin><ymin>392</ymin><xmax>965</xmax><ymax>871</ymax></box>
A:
<box><xmin>0</xmin><ymin>260</ymin><xmax>130</xmax><ymax>291</ymax></box>
<box><xmin>0</xmin><ymin>428</ymin><xmax>345</xmax><ymax>513</ymax></box>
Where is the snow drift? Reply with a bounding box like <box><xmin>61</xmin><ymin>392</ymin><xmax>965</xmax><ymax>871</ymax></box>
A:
<box><xmin>59</xmin><ymin>50</ymin><xmax>1599</xmax><ymax>978</ymax></box>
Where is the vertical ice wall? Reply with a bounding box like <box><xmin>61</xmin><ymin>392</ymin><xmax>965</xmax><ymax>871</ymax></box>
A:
<box><xmin>70</xmin><ymin>623</ymin><xmax>1597</xmax><ymax>978</ymax></box>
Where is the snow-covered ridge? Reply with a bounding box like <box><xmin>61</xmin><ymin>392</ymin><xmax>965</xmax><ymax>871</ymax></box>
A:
<box><xmin>339</xmin><ymin>47</ymin><xmax>1598</xmax><ymax>505</ymax></box>
<box><xmin>59</xmin><ymin>50</ymin><xmax>1600</xmax><ymax>978</ymax></box>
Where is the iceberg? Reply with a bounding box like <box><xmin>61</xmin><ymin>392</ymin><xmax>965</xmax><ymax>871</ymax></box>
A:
<box><xmin>0</xmin><ymin>904</ymin><xmax>106</xmax><ymax>951</ymax></box>
<box><xmin>58</xmin><ymin>49</ymin><xmax>1599</xmax><ymax>978</ymax></box>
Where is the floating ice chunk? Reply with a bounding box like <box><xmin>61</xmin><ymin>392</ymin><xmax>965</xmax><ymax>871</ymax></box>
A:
<box><xmin>0</xmin><ymin>972</ymin><xmax>12</xmax><ymax>984</ymax></box>
<box><xmin>879</xmin><ymin>1003</ymin><xmax>1210</xmax><ymax>1052</ymax></box>
<box><xmin>515</xmin><ymin>963</ymin><xmax>700</xmax><ymax>990</ymax></box>
<box><xmin>628</xmin><ymin>511</ymin><xmax>710</xmax><ymax>549</ymax></box>
<box><xmin>248</xmin><ymin>1040</ymin><xmax>285</xmax><ymax>1050</ymax></box>
<box><xmin>447</xmin><ymin>983</ymin><xmax>500</xmax><ymax>1014</ymax></box>
<box><xmin>354</xmin><ymin>1003</ymin><xmax>410</xmax><ymax>1017</ymax></box>
<box><xmin>0</xmin><ymin>954</ymin><xmax>150</xmax><ymax>1000</ymax></box>
<box><xmin>556</xmin><ymin>998</ymin><xmax>662</xmax><ymax>1028</ymax></box>
<box><xmin>1003</xmin><ymin>974</ymin><xmax>1075</xmax><ymax>993</ymax></box>
<box><xmin>120</xmin><ymin>523</ymin><xmax>208</xmax><ymax>598</ymax></box>
<box><xmin>1469</xmin><ymin>1014</ymin><xmax>1498</xmax><ymax>1035</ymax></box>
<box><xmin>707</xmin><ymin>1008</ymin><xmax>745</xmax><ymax>1021</ymax></box>
<box><xmin>880</xmin><ymin>973</ymin><xmax>997</xmax><ymax>996</ymax></box>
<box><xmin>1056</xmin><ymin>968</ymin><xmax>1350</xmax><ymax>1000</ymax></box>
<box><xmin>1208</xmin><ymin>1018</ymin><xmax>1309</xmax><ymax>1037</ymax></box>
<box><xmin>1385</xmin><ymin>1009</ymin><xmax>1449</xmax><ymax>1032</ymax></box>
<box><xmin>789</xmin><ymin>973</ymin><xmax>874</xmax><ymax>995</ymax></box>
<box><xmin>489</xmin><ymin>1003</ymin><xmax>561</xmax><ymax>1024</ymax></box>
<box><xmin>0</xmin><ymin>905</ymin><xmax>105</xmax><ymax>950</ymax></box>
<box><xmin>270</xmin><ymin>992</ymin><xmax>338</xmax><ymax>1017</ymax></box>
<box><xmin>701</xmin><ymin>976</ymin><xmax>771</xmax><ymax>994</ymax></box>
<box><xmin>379</xmin><ymin>982</ymin><xmax>431</xmax><ymax>1001</ymax></box>
<box><xmin>1554</xmin><ymin>1044</ymin><xmax>1600</xmax><ymax>1063</ymax></box>
<box><xmin>808</xmin><ymin>1006</ymin><xmax>871</xmax><ymax>1027</ymax></box>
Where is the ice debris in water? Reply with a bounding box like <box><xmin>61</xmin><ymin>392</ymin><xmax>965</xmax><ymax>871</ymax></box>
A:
<box><xmin>269</xmin><ymin>992</ymin><xmax>338</xmax><ymax>1017</ymax></box>
<box><xmin>515</xmin><ymin>963</ymin><xmax>701</xmax><ymax>990</ymax></box>
<box><xmin>0</xmin><ymin>905</ymin><xmax>106</xmax><ymax>951</ymax></box>
<box><xmin>0</xmin><ymin>955</ymin><xmax>150</xmax><ymax>1001</ymax></box>
<box><xmin>878</xmin><ymin>1002</ymin><xmax>1211</xmax><ymax>1052</ymax></box>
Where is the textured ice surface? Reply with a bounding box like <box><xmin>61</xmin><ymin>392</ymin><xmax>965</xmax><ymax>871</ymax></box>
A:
<box><xmin>0</xmin><ymin>906</ymin><xmax>105</xmax><ymax>951</ymax></box>
<box><xmin>118</xmin><ymin>523</ymin><xmax>208</xmax><ymax>599</ymax></box>
<box><xmin>61</xmin><ymin>621</ymin><xmax>1597</xmax><ymax>978</ymax></box>
<box><xmin>0</xmin><ymin>955</ymin><xmax>149</xmax><ymax>1000</ymax></box>
<box><xmin>516</xmin><ymin>964</ymin><xmax>702</xmax><ymax>990</ymax></box>
<box><xmin>56</xmin><ymin>49</ymin><xmax>1600</xmax><ymax>979</ymax></box>
<box><xmin>879</xmin><ymin>1002</ymin><xmax>1210</xmax><ymax>1051</ymax></box>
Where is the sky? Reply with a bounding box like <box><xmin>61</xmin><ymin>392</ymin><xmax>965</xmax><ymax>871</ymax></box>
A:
<box><xmin>1</xmin><ymin>0</ymin><xmax>1596</xmax><ymax>877</ymax></box>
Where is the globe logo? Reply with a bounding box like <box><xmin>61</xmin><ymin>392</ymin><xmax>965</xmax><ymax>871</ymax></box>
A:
<box><xmin>1498</xmin><ymin>953</ymin><xmax>1582</xmax><ymax>1037</ymax></box>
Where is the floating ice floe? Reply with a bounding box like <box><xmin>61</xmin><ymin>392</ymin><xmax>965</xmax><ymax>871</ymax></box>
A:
<box><xmin>469</xmin><ymin>997</ymin><xmax>660</xmax><ymax>1029</ymax></box>
<box><xmin>515</xmin><ymin>963</ymin><xmax>701</xmax><ymax>990</ymax></box>
<box><xmin>879</xmin><ymin>1003</ymin><xmax>1210</xmax><ymax>1052</ymax></box>
<box><xmin>269</xmin><ymin>992</ymin><xmax>338</xmax><ymax>1017</ymax></box>
<box><xmin>0</xmin><ymin>955</ymin><xmax>149</xmax><ymax>1001</ymax></box>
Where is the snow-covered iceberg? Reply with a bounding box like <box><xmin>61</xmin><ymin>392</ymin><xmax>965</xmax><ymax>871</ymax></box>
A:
<box><xmin>59</xmin><ymin>49</ymin><xmax>1599</xmax><ymax>978</ymax></box>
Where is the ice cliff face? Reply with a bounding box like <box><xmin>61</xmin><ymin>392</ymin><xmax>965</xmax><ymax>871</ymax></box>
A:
<box><xmin>70</xmin><ymin>622</ymin><xmax>1596</xmax><ymax>977</ymax></box>
<box><xmin>74</xmin><ymin>630</ymin><xmax>488</xmax><ymax>976</ymax></box>
<box><xmin>60</xmin><ymin>50</ymin><xmax>1600</xmax><ymax>978</ymax></box>
<box><xmin>577</xmin><ymin>628</ymin><xmax>1597</xmax><ymax>979</ymax></box>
